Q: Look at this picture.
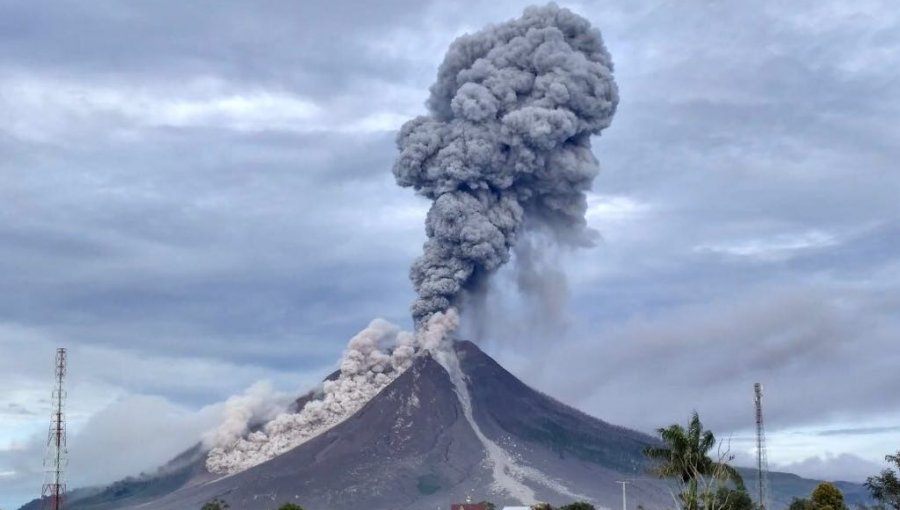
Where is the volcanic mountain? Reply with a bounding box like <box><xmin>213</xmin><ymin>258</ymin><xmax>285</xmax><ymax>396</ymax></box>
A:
<box><xmin>20</xmin><ymin>341</ymin><xmax>872</xmax><ymax>510</ymax></box>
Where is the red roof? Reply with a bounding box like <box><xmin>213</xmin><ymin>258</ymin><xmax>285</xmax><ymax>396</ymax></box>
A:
<box><xmin>450</xmin><ymin>504</ymin><xmax>488</xmax><ymax>510</ymax></box>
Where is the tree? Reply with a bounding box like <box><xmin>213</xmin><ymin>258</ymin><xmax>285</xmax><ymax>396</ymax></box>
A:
<box><xmin>644</xmin><ymin>411</ymin><xmax>745</xmax><ymax>510</ymax></box>
<box><xmin>276</xmin><ymin>504</ymin><xmax>305</xmax><ymax>510</ymax></box>
<box><xmin>712</xmin><ymin>487</ymin><xmax>755</xmax><ymax>510</ymax></box>
<box><xmin>855</xmin><ymin>504</ymin><xmax>889</xmax><ymax>510</ymax></box>
<box><xmin>810</xmin><ymin>482</ymin><xmax>848</xmax><ymax>510</ymax></box>
<box><xmin>479</xmin><ymin>501</ymin><xmax>496</xmax><ymax>510</ymax></box>
<box><xmin>789</xmin><ymin>498</ymin><xmax>812</xmax><ymax>510</ymax></box>
<box><xmin>866</xmin><ymin>452</ymin><xmax>900</xmax><ymax>510</ymax></box>
<box><xmin>560</xmin><ymin>503</ymin><xmax>596</xmax><ymax>510</ymax></box>
<box><xmin>201</xmin><ymin>498</ymin><xmax>230</xmax><ymax>510</ymax></box>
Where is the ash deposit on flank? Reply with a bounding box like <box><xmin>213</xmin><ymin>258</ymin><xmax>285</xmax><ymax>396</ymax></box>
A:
<box><xmin>206</xmin><ymin>3</ymin><xmax>618</xmax><ymax>479</ymax></box>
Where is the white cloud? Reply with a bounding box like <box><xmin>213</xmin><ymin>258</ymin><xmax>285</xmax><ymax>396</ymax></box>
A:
<box><xmin>0</xmin><ymin>74</ymin><xmax>323</xmax><ymax>140</ymax></box>
<box><xmin>66</xmin><ymin>394</ymin><xmax>223</xmax><ymax>486</ymax></box>
<box><xmin>586</xmin><ymin>193</ymin><xmax>650</xmax><ymax>226</ymax></box>
<box><xmin>773</xmin><ymin>453</ymin><xmax>884</xmax><ymax>483</ymax></box>
<box><xmin>0</xmin><ymin>393</ymin><xmax>226</xmax><ymax>503</ymax></box>
<box><xmin>694</xmin><ymin>230</ymin><xmax>838</xmax><ymax>261</ymax></box>
<box><xmin>341</xmin><ymin>111</ymin><xmax>410</xmax><ymax>133</ymax></box>
<box><xmin>0</xmin><ymin>74</ymin><xmax>424</xmax><ymax>143</ymax></box>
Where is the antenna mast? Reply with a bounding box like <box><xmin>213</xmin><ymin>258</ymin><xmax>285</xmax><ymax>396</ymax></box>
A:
<box><xmin>42</xmin><ymin>347</ymin><xmax>67</xmax><ymax>510</ymax></box>
<box><xmin>754</xmin><ymin>382</ymin><xmax>769</xmax><ymax>510</ymax></box>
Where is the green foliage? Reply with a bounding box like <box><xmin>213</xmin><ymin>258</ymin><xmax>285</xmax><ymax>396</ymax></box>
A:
<box><xmin>416</xmin><ymin>473</ymin><xmax>441</xmax><ymax>495</ymax></box>
<box><xmin>644</xmin><ymin>411</ymin><xmax>744</xmax><ymax>487</ymax></box>
<box><xmin>479</xmin><ymin>501</ymin><xmax>496</xmax><ymax>510</ymax></box>
<box><xmin>712</xmin><ymin>487</ymin><xmax>755</xmax><ymax>510</ymax></box>
<box><xmin>276</xmin><ymin>504</ymin><xmax>305</xmax><ymax>510</ymax></box>
<box><xmin>560</xmin><ymin>502</ymin><xmax>596</xmax><ymax>510</ymax></box>
<box><xmin>811</xmin><ymin>482</ymin><xmax>848</xmax><ymax>510</ymax></box>
<box><xmin>789</xmin><ymin>498</ymin><xmax>812</xmax><ymax>510</ymax></box>
<box><xmin>644</xmin><ymin>411</ymin><xmax>745</xmax><ymax>510</ymax></box>
<box><xmin>855</xmin><ymin>504</ymin><xmax>889</xmax><ymax>510</ymax></box>
<box><xmin>866</xmin><ymin>452</ymin><xmax>900</xmax><ymax>510</ymax></box>
<box><xmin>532</xmin><ymin>504</ymin><xmax>555</xmax><ymax>510</ymax></box>
<box><xmin>200</xmin><ymin>498</ymin><xmax>230</xmax><ymax>510</ymax></box>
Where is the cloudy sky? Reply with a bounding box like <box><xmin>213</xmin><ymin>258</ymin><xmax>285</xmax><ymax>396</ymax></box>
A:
<box><xmin>1</xmin><ymin>0</ymin><xmax>898</xmax><ymax>507</ymax></box>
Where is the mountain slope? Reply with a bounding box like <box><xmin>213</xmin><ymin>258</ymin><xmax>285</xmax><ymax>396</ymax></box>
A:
<box><xmin>19</xmin><ymin>341</ymin><xmax>875</xmax><ymax>510</ymax></box>
<box><xmin>457</xmin><ymin>340</ymin><xmax>656</xmax><ymax>473</ymax></box>
<box><xmin>121</xmin><ymin>352</ymin><xmax>492</xmax><ymax>510</ymax></box>
<box><xmin>126</xmin><ymin>343</ymin><xmax>670</xmax><ymax>510</ymax></box>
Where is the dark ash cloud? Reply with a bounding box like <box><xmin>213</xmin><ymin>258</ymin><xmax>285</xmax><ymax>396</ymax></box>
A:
<box><xmin>394</xmin><ymin>4</ymin><xmax>618</xmax><ymax>326</ymax></box>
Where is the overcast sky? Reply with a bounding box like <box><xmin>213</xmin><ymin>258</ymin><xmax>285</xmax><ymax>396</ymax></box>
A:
<box><xmin>2</xmin><ymin>1</ymin><xmax>899</xmax><ymax>508</ymax></box>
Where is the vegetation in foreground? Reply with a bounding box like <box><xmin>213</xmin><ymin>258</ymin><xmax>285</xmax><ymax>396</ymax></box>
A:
<box><xmin>788</xmin><ymin>481</ymin><xmax>849</xmax><ymax>510</ymax></box>
<box><xmin>865</xmin><ymin>451</ymin><xmax>900</xmax><ymax>510</ymax></box>
<box><xmin>643</xmin><ymin>412</ymin><xmax>899</xmax><ymax>510</ymax></box>
<box><xmin>644</xmin><ymin>411</ymin><xmax>752</xmax><ymax>510</ymax></box>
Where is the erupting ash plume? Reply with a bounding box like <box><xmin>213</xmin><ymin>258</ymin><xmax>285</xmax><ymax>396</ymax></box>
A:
<box><xmin>206</xmin><ymin>4</ymin><xmax>617</xmax><ymax>478</ymax></box>
<box><xmin>394</xmin><ymin>3</ymin><xmax>618</xmax><ymax>331</ymax></box>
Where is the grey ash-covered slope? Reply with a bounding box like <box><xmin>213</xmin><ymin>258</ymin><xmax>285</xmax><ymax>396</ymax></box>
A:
<box><xmin>123</xmin><ymin>341</ymin><xmax>665</xmax><ymax>510</ymax></box>
<box><xmin>456</xmin><ymin>340</ymin><xmax>654</xmax><ymax>473</ymax></box>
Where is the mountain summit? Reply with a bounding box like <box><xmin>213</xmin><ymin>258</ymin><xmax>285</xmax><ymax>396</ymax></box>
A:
<box><xmin>136</xmin><ymin>341</ymin><xmax>666</xmax><ymax>509</ymax></box>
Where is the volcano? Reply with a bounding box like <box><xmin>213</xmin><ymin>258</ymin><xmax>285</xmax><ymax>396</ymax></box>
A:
<box><xmin>19</xmin><ymin>341</ymin><xmax>872</xmax><ymax>510</ymax></box>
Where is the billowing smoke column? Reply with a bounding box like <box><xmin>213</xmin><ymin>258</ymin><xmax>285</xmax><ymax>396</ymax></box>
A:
<box><xmin>394</xmin><ymin>3</ymin><xmax>618</xmax><ymax>330</ymax></box>
<box><xmin>206</xmin><ymin>4</ymin><xmax>617</xmax><ymax>476</ymax></box>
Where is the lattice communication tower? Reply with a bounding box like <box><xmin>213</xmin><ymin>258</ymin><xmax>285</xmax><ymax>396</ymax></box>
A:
<box><xmin>42</xmin><ymin>347</ymin><xmax>68</xmax><ymax>510</ymax></box>
<box><xmin>754</xmin><ymin>382</ymin><xmax>770</xmax><ymax>510</ymax></box>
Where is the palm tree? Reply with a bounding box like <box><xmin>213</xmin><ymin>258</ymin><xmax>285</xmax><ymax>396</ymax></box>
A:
<box><xmin>644</xmin><ymin>411</ymin><xmax>745</xmax><ymax>510</ymax></box>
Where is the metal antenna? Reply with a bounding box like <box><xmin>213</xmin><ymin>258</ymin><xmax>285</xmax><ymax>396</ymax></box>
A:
<box><xmin>42</xmin><ymin>348</ymin><xmax>67</xmax><ymax>510</ymax></box>
<box><xmin>616</xmin><ymin>480</ymin><xmax>630</xmax><ymax>510</ymax></box>
<box><xmin>754</xmin><ymin>383</ymin><xmax>769</xmax><ymax>510</ymax></box>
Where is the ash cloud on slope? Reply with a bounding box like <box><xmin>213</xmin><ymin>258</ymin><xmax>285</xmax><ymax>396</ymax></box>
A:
<box><xmin>393</xmin><ymin>3</ymin><xmax>618</xmax><ymax>329</ymax></box>
<box><xmin>206</xmin><ymin>318</ymin><xmax>423</xmax><ymax>473</ymax></box>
